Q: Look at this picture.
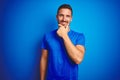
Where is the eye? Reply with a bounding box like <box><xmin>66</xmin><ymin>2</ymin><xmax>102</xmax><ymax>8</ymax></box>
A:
<box><xmin>66</xmin><ymin>15</ymin><xmax>71</xmax><ymax>18</ymax></box>
<box><xmin>58</xmin><ymin>14</ymin><xmax>63</xmax><ymax>17</ymax></box>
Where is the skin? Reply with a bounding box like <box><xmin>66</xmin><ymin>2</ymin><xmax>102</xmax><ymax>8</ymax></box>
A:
<box><xmin>40</xmin><ymin>8</ymin><xmax>85</xmax><ymax>80</ymax></box>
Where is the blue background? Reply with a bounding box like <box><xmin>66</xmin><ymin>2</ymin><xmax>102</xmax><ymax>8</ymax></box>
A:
<box><xmin>0</xmin><ymin>0</ymin><xmax>120</xmax><ymax>80</ymax></box>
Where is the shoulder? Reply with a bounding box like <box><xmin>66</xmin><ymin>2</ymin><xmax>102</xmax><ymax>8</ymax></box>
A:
<box><xmin>70</xmin><ymin>30</ymin><xmax>85</xmax><ymax>38</ymax></box>
<box><xmin>44</xmin><ymin>29</ymin><xmax>57</xmax><ymax>39</ymax></box>
<box><xmin>70</xmin><ymin>30</ymin><xmax>85</xmax><ymax>46</ymax></box>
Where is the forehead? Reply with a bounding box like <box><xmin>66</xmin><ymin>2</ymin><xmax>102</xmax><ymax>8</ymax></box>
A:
<box><xmin>58</xmin><ymin>8</ymin><xmax>72</xmax><ymax>15</ymax></box>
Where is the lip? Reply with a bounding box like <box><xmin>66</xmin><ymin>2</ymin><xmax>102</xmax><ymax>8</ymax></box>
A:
<box><xmin>61</xmin><ymin>22</ymin><xmax>66</xmax><ymax>25</ymax></box>
<box><xmin>61</xmin><ymin>22</ymin><xmax>67</xmax><ymax>24</ymax></box>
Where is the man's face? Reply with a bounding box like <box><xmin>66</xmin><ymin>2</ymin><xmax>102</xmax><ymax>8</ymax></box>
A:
<box><xmin>56</xmin><ymin>8</ymin><xmax>72</xmax><ymax>27</ymax></box>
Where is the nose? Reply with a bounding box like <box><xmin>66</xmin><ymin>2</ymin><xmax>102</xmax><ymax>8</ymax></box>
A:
<box><xmin>62</xmin><ymin>16</ymin><xmax>66</xmax><ymax>21</ymax></box>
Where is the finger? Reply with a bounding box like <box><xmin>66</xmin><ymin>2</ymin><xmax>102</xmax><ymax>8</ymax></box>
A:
<box><xmin>58</xmin><ymin>24</ymin><xmax>65</xmax><ymax>28</ymax></box>
<box><xmin>65</xmin><ymin>24</ymin><xmax>69</xmax><ymax>29</ymax></box>
<box><xmin>58</xmin><ymin>24</ymin><xmax>62</xmax><ymax>27</ymax></box>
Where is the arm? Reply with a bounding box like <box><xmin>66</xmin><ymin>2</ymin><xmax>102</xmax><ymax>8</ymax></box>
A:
<box><xmin>62</xmin><ymin>34</ymin><xmax>85</xmax><ymax>64</ymax></box>
<box><xmin>40</xmin><ymin>49</ymin><xmax>48</xmax><ymax>80</ymax></box>
<box><xmin>57</xmin><ymin>24</ymin><xmax>85</xmax><ymax>64</ymax></box>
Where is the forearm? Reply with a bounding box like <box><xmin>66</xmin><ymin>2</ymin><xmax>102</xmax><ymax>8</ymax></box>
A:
<box><xmin>62</xmin><ymin>35</ymin><xmax>84</xmax><ymax>64</ymax></box>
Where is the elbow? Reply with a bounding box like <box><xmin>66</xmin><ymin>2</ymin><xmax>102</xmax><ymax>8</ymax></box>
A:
<box><xmin>75</xmin><ymin>51</ymin><xmax>85</xmax><ymax>64</ymax></box>
<box><xmin>75</xmin><ymin>58</ymin><xmax>83</xmax><ymax>64</ymax></box>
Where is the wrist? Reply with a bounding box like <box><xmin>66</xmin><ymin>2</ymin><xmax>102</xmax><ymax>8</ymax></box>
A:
<box><xmin>62</xmin><ymin>34</ymin><xmax>68</xmax><ymax>41</ymax></box>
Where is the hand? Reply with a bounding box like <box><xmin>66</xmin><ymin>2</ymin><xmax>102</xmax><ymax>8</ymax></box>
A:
<box><xmin>57</xmin><ymin>24</ymin><xmax>69</xmax><ymax>38</ymax></box>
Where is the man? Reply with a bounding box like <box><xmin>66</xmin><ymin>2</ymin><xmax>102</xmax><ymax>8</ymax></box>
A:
<box><xmin>40</xmin><ymin>4</ymin><xmax>85</xmax><ymax>80</ymax></box>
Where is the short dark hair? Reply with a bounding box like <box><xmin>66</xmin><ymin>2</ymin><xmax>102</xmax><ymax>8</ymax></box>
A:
<box><xmin>57</xmin><ymin>4</ymin><xmax>73</xmax><ymax>15</ymax></box>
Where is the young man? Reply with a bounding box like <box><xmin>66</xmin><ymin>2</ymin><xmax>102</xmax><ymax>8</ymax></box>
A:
<box><xmin>40</xmin><ymin>4</ymin><xmax>85</xmax><ymax>80</ymax></box>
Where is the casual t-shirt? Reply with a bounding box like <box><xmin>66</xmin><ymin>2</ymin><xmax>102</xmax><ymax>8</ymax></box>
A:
<box><xmin>41</xmin><ymin>29</ymin><xmax>85</xmax><ymax>80</ymax></box>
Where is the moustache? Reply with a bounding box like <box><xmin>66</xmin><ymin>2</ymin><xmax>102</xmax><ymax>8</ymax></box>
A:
<box><xmin>61</xmin><ymin>21</ymin><xmax>68</xmax><ymax>23</ymax></box>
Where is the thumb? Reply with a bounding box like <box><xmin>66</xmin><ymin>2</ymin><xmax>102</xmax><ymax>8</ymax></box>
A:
<box><xmin>65</xmin><ymin>24</ymin><xmax>70</xmax><ymax>31</ymax></box>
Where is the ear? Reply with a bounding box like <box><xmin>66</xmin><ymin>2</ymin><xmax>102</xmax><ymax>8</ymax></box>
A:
<box><xmin>71</xmin><ymin>17</ymin><xmax>72</xmax><ymax>21</ymax></box>
<box><xmin>56</xmin><ymin>15</ymin><xmax>58</xmax><ymax>20</ymax></box>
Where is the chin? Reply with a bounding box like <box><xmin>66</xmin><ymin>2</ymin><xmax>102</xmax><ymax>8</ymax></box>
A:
<box><xmin>61</xmin><ymin>24</ymin><xmax>67</xmax><ymax>27</ymax></box>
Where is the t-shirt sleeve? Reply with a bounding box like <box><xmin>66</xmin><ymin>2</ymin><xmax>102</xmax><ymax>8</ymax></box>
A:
<box><xmin>41</xmin><ymin>34</ymin><xmax>48</xmax><ymax>50</ymax></box>
<box><xmin>76</xmin><ymin>33</ymin><xmax>85</xmax><ymax>46</ymax></box>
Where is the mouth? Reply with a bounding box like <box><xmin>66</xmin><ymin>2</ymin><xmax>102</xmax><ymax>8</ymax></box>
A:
<box><xmin>60</xmin><ymin>21</ymin><xmax>67</xmax><ymax>25</ymax></box>
<box><xmin>61</xmin><ymin>21</ymin><xmax>67</xmax><ymax>23</ymax></box>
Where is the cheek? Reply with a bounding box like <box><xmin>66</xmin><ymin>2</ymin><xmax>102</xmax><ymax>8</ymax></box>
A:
<box><xmin>68</xmin><ymin>19</ymin><xmax>71</xmax><ymax>23</ymax></box>
<box><xmin>58</xmin><ymin>18</ymin><xmax>62</xmax><ymax>22</ymax></box>
<box><xmin>67</xmin><ymin>18</ymin><xmax>72</xmax><ymax>21</ymax></box>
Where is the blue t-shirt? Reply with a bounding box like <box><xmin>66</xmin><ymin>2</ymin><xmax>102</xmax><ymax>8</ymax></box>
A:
<box><xmin>41</xmin><ymin>29</ymin><xmax>85</xmax><ymax>80</ymax></box>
